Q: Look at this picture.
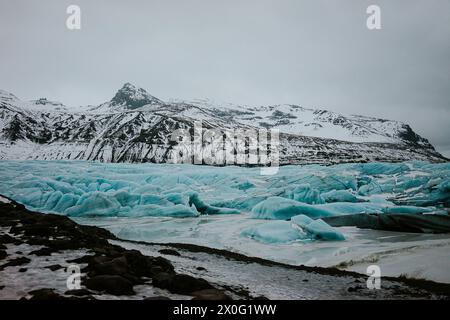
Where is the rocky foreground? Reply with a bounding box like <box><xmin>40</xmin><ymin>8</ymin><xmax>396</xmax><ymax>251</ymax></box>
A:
<box><xmin>1</xmin><ymin>195</ymin><xmax>450</xmax><ymax>300</ymax></box>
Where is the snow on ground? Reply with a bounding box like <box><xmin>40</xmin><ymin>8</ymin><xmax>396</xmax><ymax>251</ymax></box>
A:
<box><xmin>0</xmin><ymin>226</ymin><xmax>190</xmax><ymax>300</ymax></box>
<box><xmin>0</xmin><ymin>227</ymin><xmax>88</xmax><ymax>300</ymax></box>
<box><xmin>111</xmin><ymin>239</ymin><xmax>444</xmax><ymax>299</ymax></box>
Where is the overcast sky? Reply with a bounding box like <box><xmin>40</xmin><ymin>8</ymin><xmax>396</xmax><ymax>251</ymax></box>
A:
<box><xmin>1</xmin><ymin>0</ymin><xmax>449</xmax><ymax>156</ymax></box>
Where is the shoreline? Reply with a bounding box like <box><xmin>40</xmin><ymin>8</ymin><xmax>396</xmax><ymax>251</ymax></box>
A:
<box><xmin>1</xmin><ymin>194</ymin><xmax>450</xmax><ymax>300</ymax></box>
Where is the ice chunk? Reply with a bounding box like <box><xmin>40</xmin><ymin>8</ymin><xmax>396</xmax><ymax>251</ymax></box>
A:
<box><xmin>358</xmin><ymin>179</ymin><xmax>396</xmax><ymax>196</ymax></box>
<box><xmin>276</xmin><ymin>174</ymin><xmax>357</xmax><ymax>193</ymax></box>
<box><xmin>128</xmin><ymin>204</ymin><xmax>198</xmax><ymax>218</ymax></box>
<box><xmin>65</xmin><ymin>192</ymin><xmax>122</xmax><ymax>216</ymax></box>
<box><xmin>211</xmin><ymin>196</ymin><xmax>267</xmax><ymax>211</ymax></box>
<box><xmin>165</xmin><ymin>193</ymin><xmax>189</xmax><ymax>205</ymax></box>
<box><xmin>20</xmin><ymin>189</ymin><xmax>51</xmax><ymax>208</ymax></box>
<box><xmin>391</xmin><ymin>177</ymin><xmax>450</xmax><ymax>207</ymax></box>
<box><xmin>43</xmin><ymin>191</ymin><xmax>63</xmax><ymax>211</ymax></box>
<box><xmin>304</xmin><ymin>220</ymin><xmax>345</xmax><ymax>241</ymax></box>
<box><xmin>321</xmin><ymin>189</ymin><xmax>365</xmax><ymax>203</ymax></box>
<box><xmin>251</xmin><ymin>197</ymin><xmax>334</xmax><ymax>220</ymax></box>
<box><xmin>382</xmin><ymin>205</ymin><xmax>435</xmax><ymax>214</ymax></box>
<box><xmin>319</xmin><ymin>202</ymin><xmax>384</xmax><ymax>215</ymax></box>
<box><xmin>251</xmin><ymin>196</ymin><xmax>387</xmax><ymax>220</ymax></box>
<box><xmin>291</xmin><ymin>214</ymin><xmax>345</xmax><ymax>241</ymax></box>
<box><xmin>189</xmin><ymin>193</ymin><xmax>240</xmax><ymax>215</ymax></box>
<box><xmin>53</xmin><ymin>193</ymin><xmax>80</xmax><ymax>212</ymax></box>
<box><xmin>241</xmin><ymin>221</ymin><xmax>307</xmax><ymax>244</ymax></box>
<box><xmin>284</xmin><ymin>184</ymin><xmax>324</xmax><ymax>204</ymax></box>
<box><xmin>140</xmin><ymin>194</ymin><xmax>172</xmax><ymax>206</ymax></box>
<box><xmin>113</xmin><ymin>190</ymin><xmax>141</xmax><ymax>207</ymax></box>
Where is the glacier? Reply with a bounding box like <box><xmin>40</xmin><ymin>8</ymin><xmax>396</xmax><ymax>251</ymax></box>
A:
<box><xmin>1</xmin><ymin>160</ymin><xmax>450</xmax><ymax>282</ymax></box>
<box><xmin>0</xmin><ymin>160</ymin><xmax>449</xmax><ymax>245</ymax></box>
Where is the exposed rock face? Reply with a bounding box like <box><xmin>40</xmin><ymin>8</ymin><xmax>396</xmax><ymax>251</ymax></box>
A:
<box><xmin>109</xmin><ymin>82</ymin><xmax>162</xmax><ymax>109</ymax></box>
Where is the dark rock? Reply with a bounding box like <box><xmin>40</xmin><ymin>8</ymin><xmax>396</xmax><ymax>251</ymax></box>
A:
<box><xmin>144</xmin><ymin>296</ymin><xmax>172</xmax><ymax>300</ymax></box>
<box><xmin>152</xmin><ymin>272</ymin><xmax>212</xmax><ymax>295</ymax></box>
<box><xmin>347</xmin><ymin>285</ymin><xmax>363</xmax><ymax>292</ymax></box>
<box><xmin>151</xmin><ymin>256</ymin><xmax>175</xmax><ymax>274</ymax></box>
<box><xmin>6</xmin><ymin>209</ymin><xmax>115</xmax><ymax>252</ymax></box>
<box><xmin>45</xmin><ymin>264</ymin><xmax>63</xmax><ymax>271</ymax></box>
<box><xmin>196</xmin><ymin>266</ymin><xmax>207</xmax><ymax>271</ymax></box>
<box><xmin>65</xmin><ymin>288</ymin><xmax>94</xmax><ymax>296</ymax></box>
<box><xmin>67</xmin><ymin>254</ymin><xmax>95</xmax><ymax>264</ymax></box>
<box><xmin>48</xmin><ymin>239</ymin><xmax>80</xmax><ymax>251</ymax></box>
<box><xmin>85</xmin><ymin>275</ymin><xmax>135</xmax><ymax>295</ymax></box>
<box><xmin>91</xmin><ymin>245</ymin><xmax>124</xmax><ymax>257</ymax></box>
<box><xmin>85</xmin><ymin>254</ymin><xmax>145</xmax><ymax>285</ymax></box>
<box><xmin>149</xmin><ymin>266</ymin><xmax>165</xmax><ymax>275</ymax></box>
<box><xmin>122</xmin><ymin>250</ymin><xmax>153</xmax><ymax>277</ymax></box>
<box><xmin>158</xmin><ymin>249</ymin><xmax>181</xmax><ymax>257</ymax></box>
<box><xmin>191</xmin><ymin>289</ymin><xmax>232</xmax><ymax>300</ymax></box>
<box><xmin>0</xmin><ymin>250</ymin><xmax>7</xmax><ymax>260</ymax></box>
<box><xmin>0</xmin><ymin>234</ymin><xmax>19</xmax><ymax>245</ymax></box>
<box><xmin>19</xmin><ymin>267</ymin><xmax>27</xmax><ymax>272</ymax></box>
<box><xmin>90</xmin><ymin>256</ymin><xmax>128</xmax><ymax>276</ymax></box>
<box><xmin>123</xmin><ymin>250</ymin><xmax>174</xmax><ymax>277</ymax></box>
<box><xmin>0</xmin><ymin>256</ymin><xmax>31</xmax><ymax>269</ymax></box>
<box><xmin>29</xmin><ymin>288</ymin><xmax>67</xmax><ymax>300</ymax></box>
<box><xmin>151</xmin><ymin>272</ymin><xmax>174</xmax><ymax>289</ymax></box>
<box><xmin>30</xmin><ymin>247</ymin><xmax>56</xmax><ymax>256</ymax></box>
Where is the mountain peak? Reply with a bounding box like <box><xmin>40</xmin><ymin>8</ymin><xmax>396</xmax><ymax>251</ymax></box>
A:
<box><xmin>110</xmin><ymin>83</ymin><xmax>162</xmax><ymax>109</ymax></box>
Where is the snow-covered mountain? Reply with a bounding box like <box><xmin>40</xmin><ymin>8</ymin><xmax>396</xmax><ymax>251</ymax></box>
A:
<box><xmin>0</xmin><ymin>83</ymin><xmax>446</xmax><ymax>164</ymax></box>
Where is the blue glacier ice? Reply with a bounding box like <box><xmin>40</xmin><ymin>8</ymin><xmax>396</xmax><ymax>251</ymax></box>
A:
<box><xmin>250</xmin><ymin>197</ymin><xmax>389</xmax><ymax>220</ymax></box>
<box><xmin>291</xmin><ymin>214</ymin><xmax>345</xmax><ymax>241</ymax></box>
<box><xmin>241</xmin><ymin>220</ymin><xmax>307</xmax><ymax>244</ymax></box>
<box><xmin>0</xmin><ymin>160</ymin><xmax>449</xmax><ymax>243</ymax></box>
<box><xmin>251</xmin><ymin>197</ymin><xmax>337</xmax><ymax>220</ymax></box>
<box><xmin>189</xmin><ymin>192</ymin><xmax>240</xmax><ymax>215</ymax></box>
<box><xmin>283</xmin><ymin>184</ymin><xmax>324</xmax><ymax>204</ymax></box>
<box><xmin>321</xmin><ymin>189</ymin><xmax>365</xmax><ymax>203</ymax></box>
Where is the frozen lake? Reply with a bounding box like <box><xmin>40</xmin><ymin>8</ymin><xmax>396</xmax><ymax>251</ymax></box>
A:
<box><xmin>75</xmin><ymin>214</ymin><xmax>450</xmax><ymax>284</ymax></box>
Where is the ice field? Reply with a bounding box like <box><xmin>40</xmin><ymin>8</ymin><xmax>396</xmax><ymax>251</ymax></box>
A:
<box><xmin>0</xmin><ymin>160</ymin><xmax>449</xmax><ymax>282</ymax></box>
